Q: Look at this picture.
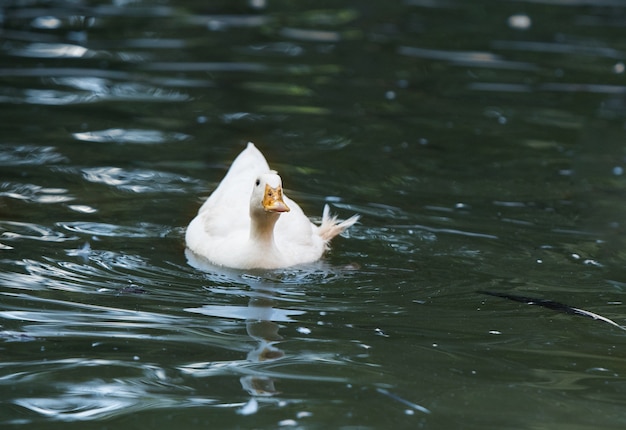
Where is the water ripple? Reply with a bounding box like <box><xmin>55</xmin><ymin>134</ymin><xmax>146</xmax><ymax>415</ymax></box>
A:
<box><xmin>9</xmin><ymin>82</ymin><xmax>189</xmax><ymax>105</ymax></box>
<box><xmin>246</xmin><ymin>42</ymin><xmax>305</xmax><ymax>57</ymax></box>
<box><xmin>59</xmin><ymin>221</ymin><xmax>172</xmax><ymax>238</ymax></box>
<box><xmin>0</xmin><ymin>183</ymin><xmax>73</xmax><ymax>204</ymax></box>
<box><xmin>1</xmin><ymin>248</ymin><xmax>198</xmax><ymax>298</ymax></box>
<box><xmin>0</xmin><ymin>68</ymin><xmax>132</xmax><ymax>80</ymax></box>
<box><xmin>73</xmin><ymin>128</ymin><xmax>190</xmax><ymax>145</ymax></box>
<box><xmin>17</xmin><ymin>89</ymin><xmax>85</xmax><ymax>105</ymax></box>
<box><xmin>9</xmin><ymin>42</ymin><xmax>91</xmax><ymax>58</ymax></box>
<box><xmin>144</xmin><ymin>62</ymin><xmax>268</xmax><ymax>73</ymax></box>
<box><xmin>0</xmin><ymin>221</ymin><xmax>77</xmax><ymax>243</ymax></box>
<box><xmin>0</xmin><ymin>144</ymin><xmax>67</xmax><ymax>166</ymax></box>
<box><xmin>179</xmin><ymin>356</ymin><xmax>349</xmax><ymax>383</ymax></box>
<box><xmin>185</xmin><ymin>304</ymin><xmax>306</xmax><ymax>322</ymax></box>
<box><xmin>279</xmin><ymin>27</ymin><xmax>343</xmax><ymax>42</ymax></box>
<box><xmin>0</xmin><ymin>289</ymin><xmax>199</xmax><ymax>334</ymax></box>
<box><xmin>4</xmin><ymin>359</ymin><xmax>198</xmax><ymax>422</ymax></box>
<box><xmin>80</xmin><ymin>166</ymin><xmax>200</xmax><ymax>193</ymax></box>
<box><xmin>470</xmin><ymin>81</ymin><xmax>626</xmax><ymax>94</ymax></box>
<box><xmin>492</xmin><ymin>39</ymin><xmax>625</xmax><ymax>59</ymax></box>
<box><xmin>191</xmin><ymin>14</ymin><xmax>270</xmax><ymax>30</ymax></box>
<box><xmin>398</xmin><ymin>45</ymin><xmax>539</xmax><ymax>70</ymax></box>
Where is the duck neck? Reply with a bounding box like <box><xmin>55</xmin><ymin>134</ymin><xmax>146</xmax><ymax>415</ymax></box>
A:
<box><xmin>249</xmin><ymin>211</ymin><xmax>280</xmax><ymax>250</ymax></box>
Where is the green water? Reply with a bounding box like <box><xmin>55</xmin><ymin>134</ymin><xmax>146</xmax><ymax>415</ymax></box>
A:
<box><xmin>2</xmin><ymin>1</ymin><xmax>626</xmax><ymax>428</ymax></box>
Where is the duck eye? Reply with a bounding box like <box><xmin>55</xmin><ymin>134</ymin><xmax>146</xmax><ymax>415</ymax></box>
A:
<box><xmin>255</xmin><ymin>179</ymin><xmax>260</xmax><ymax>186</ymax></box>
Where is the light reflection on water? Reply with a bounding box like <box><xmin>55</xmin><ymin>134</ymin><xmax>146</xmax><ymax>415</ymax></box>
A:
<box><xmin>9</xmin><ymin>42</ymin><xmax>90</xmax><ymax>58</ymax></box>
<box><xmin>0</xmin><ymin>145</ymin><xmax>67</xmax><ymax>166</ymax></box>
<box><xmin>79</xmin><ymin>166</ymin><xmax>199</xmax><ymax>193</ymax></box>
<box><xmin>0</xmin><ymin>254</ymin><xmax>388</xmax><ymax>423</ymax></box>
<box><xmin>73</xmin><ymin>128</ymin><xmax>191</xmax><ymax>144</ymax></box>
<box><xmin>2</xmin><ymin>0</ymin><xmax>626</xmax><ymax>428</ymax></box>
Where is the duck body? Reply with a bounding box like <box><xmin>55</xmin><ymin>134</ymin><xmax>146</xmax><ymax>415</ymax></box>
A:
<box><xmin>185</xmin><ymin>142</ymin><xmax>359</xmax><ymax>270</ymax></box>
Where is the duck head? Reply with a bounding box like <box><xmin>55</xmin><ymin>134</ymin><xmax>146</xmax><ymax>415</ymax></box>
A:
<box><xmin>250</xmin><ymin>171</ymin><xmax>290</xmax><ymax>216</ymax></box>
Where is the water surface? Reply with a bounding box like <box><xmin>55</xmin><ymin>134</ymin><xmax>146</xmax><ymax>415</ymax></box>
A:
<box><xmin>2</xmin><ymin>0</ymin><xmax>626</xmax><ymax>428</ymax></box>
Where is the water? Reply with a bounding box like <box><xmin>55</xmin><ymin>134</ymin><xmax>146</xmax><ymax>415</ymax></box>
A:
<box><xmin>2</xmin><ymin>0</ymin><xmax>626</xmax><ymax>428</ymax></box>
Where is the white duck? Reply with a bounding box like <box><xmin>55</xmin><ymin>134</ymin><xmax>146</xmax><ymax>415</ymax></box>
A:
<box><xmin>185</xmin><ymin>142</ymin><xmax>359</xmax><ymax>269</ymax></box>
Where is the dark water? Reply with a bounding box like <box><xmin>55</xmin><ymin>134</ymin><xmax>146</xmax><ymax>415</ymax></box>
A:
<box><xmin>2</xmin><ymin>0</ymin><xmax>626</xmax><ymax>428</ymax></box>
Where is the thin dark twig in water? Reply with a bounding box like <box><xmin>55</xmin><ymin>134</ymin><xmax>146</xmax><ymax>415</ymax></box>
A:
<box><xmin>478</xmin><ymin>290</ymin><xmax>626</xmax><ymax>331</ymax></box>
<box><xmin>376</xmin><ymin>387</ymin><xmax>431</xmax><ymax>414</ymax></box>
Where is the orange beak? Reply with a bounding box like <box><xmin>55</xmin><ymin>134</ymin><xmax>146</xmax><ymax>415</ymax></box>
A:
<box><xmin>262</xmin><ymin>184</ymin><xmax>290</xmax><ymax>213</ymax></box>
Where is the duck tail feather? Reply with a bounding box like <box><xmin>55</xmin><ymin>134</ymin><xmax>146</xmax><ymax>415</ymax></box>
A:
<box><xmin>319</xmin><ymin>204</ymin><xmax>359</xmax><ymax>242</ymax></box>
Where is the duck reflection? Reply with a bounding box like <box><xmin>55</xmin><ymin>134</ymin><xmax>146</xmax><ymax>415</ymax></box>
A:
<box><xmin>240</xmin><ymin>286</ymin><xmax>284</xmax><ymax>396</ymax></box>
<box><xmin>185</xmin><ymin>249</ymin><xmax>300</xmax><ymax>399</ymax></box>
